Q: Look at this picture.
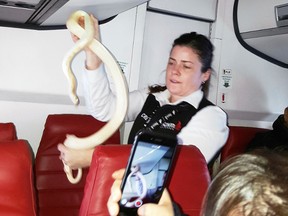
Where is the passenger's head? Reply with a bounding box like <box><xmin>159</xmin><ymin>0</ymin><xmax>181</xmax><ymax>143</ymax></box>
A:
<box><xmin>164</xmin><ymin>32</ymin><xmax>213</xmax><ymax>101</ymax></box>
<box><xmin>202</xmin><ymin>150</ymin><xmax>288</xmax><ymax>216</ymax></box>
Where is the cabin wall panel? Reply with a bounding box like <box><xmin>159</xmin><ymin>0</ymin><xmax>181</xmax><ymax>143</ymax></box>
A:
<box><xmin>138</xmin><ymin>11</ymin><xmax>211</xmax><ymax>90</ymax></box>
<box><xmin>213</xmin><ymin>0</ymin><xmax>288</xmax><ymax>128</ymax></box>
<box><xmin>148</xmin><ymin>0</ymin><xmax>218</xmax><ymax>21</ymax></box>
<box><xmin>0</xmin><ymin>7</ymin><xmax>141</xmax><ymax>153</ymax></box>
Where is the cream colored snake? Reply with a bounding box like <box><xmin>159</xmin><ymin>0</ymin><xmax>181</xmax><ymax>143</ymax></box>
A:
<box><xmin>62</xmin><ymin>10</ymin><xmax>128</xmax><ymax>184</ymax></box>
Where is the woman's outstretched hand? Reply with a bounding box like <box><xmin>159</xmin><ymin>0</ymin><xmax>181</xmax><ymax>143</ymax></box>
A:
<box><xmin>69</xmin><ymin>14</ymin><xmax>102</xmax><ymax>70</ymax></box>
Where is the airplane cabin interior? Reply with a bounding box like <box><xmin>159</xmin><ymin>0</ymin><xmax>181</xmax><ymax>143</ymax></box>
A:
<box><xmin>0</xmin><ymin>0</ymin><xmax>287</xmax><ymax>215</ymax></box>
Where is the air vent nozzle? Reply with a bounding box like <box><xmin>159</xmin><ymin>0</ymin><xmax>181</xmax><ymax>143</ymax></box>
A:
<box><xmin>275</xmin><ymin>3</ymin><xmax>288</xmax><ymax>27</ymax></box>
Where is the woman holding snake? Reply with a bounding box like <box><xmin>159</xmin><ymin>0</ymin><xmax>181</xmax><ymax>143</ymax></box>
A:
<box><xmin>58</xmin><ymin>15</ymin><xmax>229</xmax><ymax>170</ymax></box>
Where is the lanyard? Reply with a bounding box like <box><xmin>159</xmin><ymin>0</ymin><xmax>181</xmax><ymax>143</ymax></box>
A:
<box><xmin>144</xmin><ymin>102</ymin><xmax>191</xmax><ymax>132</ymax></box>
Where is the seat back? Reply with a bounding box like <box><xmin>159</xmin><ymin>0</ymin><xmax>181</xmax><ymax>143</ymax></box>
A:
<box><xmin>220</xmin><ymin>126</ymin><xmax>269</xmax><ymax>162</ymax></box>
<box><xmin>0</xmin><ymin>122</ymin><xmax>17</xmax><ymax>141</ymax></box>
<box><xmin>0</xmin><ymin>140</ymin><xmax>37</xmax><ymax>216</ymax></box>
<box><xmin>35</xmin><ymin>114</ymin><xmax>121</xmax><ymax>216</ymax></box>
<box><xmin>79</xmin><ymin>145</ymin><xmax>210</xmax><ymax>216</ymax></box>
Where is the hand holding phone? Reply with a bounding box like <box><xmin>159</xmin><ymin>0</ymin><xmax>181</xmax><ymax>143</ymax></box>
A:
<box><xmin>119</xmin><ymin>131</ymin><xmax>178</xmax><ymax>215</ymax></box>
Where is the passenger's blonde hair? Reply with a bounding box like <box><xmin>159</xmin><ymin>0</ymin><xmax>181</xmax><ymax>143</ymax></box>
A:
<box><xmin>202</xmin><ymin>150</ymin><xmax>288</xmax><ymax>216</ymax></box>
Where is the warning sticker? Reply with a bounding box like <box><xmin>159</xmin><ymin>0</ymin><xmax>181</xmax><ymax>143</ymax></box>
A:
<box><xmin>221</xmin><ymin>69</ymin><xmax>232</xmax><ymax>89</ymax></box>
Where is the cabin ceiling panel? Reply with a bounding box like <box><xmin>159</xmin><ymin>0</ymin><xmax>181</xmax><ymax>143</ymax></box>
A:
<box><xmin>0</xmin><ymin>4</ymin><xmax>35</xmax><ymax>23</ymax></box>
<box><xmin>42</xmin><ymin>0</ymin><xmax>148</xmax><ymax>26</ymax></box>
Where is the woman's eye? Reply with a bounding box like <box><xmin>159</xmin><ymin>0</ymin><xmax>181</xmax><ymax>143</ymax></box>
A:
<box><xmin>183</xmin><ymin>65</ymin><xmax>192</xmax><ymax>69</ymax></box>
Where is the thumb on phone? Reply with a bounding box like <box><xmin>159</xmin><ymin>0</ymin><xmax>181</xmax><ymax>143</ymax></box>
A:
<box><xmin>137</xmin><ymin>189</ymin><xmax>174</xmax><ymax>216</ymax></box>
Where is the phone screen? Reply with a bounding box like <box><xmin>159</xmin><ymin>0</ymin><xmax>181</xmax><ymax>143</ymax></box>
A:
<box><xmin>119</xmin><ymin>131</ymin><xmax>178</xmax><ymax>215</ymax></box>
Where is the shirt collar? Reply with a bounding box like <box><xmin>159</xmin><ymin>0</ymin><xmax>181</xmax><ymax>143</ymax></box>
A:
<box><xmin>154</xmin><ymin>89</ymin><xmax>203</xmax><ymax>108</ymax></box>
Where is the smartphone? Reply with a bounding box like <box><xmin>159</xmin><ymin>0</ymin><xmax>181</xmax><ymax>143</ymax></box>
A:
<box><xmin>119</xmin><ymin>131</ymin><xmax>178</xmax><ymax>216</ymax></box>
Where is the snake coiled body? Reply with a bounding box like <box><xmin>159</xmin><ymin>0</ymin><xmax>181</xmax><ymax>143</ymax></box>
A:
<box><xmin>62</xmin><ymin>10</ymin><xmax>128</xmax><ymax>184</ymax></box>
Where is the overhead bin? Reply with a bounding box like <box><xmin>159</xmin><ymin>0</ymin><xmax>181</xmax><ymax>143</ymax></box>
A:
<box><xmin>0</xmin><ymin>0</ymin><xmax>149</xmax><ymax>29</ymax></box>
<box><xmin>234</xmin><ymin>0</ymin><xmax>288</xmax><ymax>68</ymax></box>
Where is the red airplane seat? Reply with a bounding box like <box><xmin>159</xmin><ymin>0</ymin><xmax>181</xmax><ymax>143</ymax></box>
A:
<box><xmin>35</xmin><ymin>114</ymin><xmax>121</xmax><ymax>216</ymax></box>
<box><xmin>79</xmin><ymin>145</ymin><xmax>211</xmax><ymax>216</ymax></box>
<box><xmin>220</xmin><ymin>126</ymin><xmax>269</xmax><ymax>162</ymax></box>
<box><xmin>0</xmin><ymin>140</ymin><xmax>37</xmax><ymax>216</ymax></box>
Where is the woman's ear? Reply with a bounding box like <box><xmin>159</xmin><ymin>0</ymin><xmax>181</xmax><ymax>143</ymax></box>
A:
<box><xmin>202</xmin><ymin>69</ymin><xmax>211</xmax><ymax>82</ymax></box>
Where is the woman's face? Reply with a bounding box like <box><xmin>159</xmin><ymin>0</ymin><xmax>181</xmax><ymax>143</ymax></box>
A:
<box><xmin>166</xmin><ymin>45</ymin><xmax>210</xmax><ymax>103</ymax></box>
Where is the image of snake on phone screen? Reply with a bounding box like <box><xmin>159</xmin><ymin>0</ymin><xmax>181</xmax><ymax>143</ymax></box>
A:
<box><xmin>119</xmin><ymin>131</ymin><xmax>178</xmax><ymax>215</ymax></box>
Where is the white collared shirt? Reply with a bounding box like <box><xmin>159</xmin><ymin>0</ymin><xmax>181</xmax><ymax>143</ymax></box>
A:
<box><xmin>82</xmin><ymin>65</ymin><xmax>229</xmax><ymax>163</ymax></box>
